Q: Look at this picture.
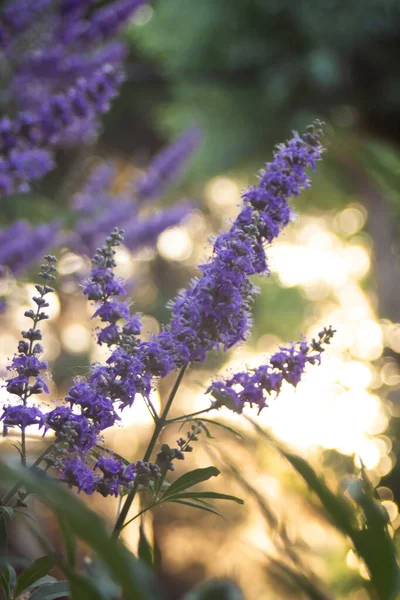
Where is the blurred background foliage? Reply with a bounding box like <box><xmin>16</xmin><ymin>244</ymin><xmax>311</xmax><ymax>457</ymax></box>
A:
<box><xmin>2</xmin><ymin>1</ymin><xmax>400</xmax><ymax>599</ymax></box>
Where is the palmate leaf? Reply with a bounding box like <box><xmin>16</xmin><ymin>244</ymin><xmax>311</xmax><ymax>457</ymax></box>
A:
<box><xmin>0</xmin><ymin>463</ymin><xmax>163</xmax><ymax>600</ymax></box>
<box><xmin>162</xmin><ymin>467</ymin><xmax>220</xmax><ymax>498</ymax></box>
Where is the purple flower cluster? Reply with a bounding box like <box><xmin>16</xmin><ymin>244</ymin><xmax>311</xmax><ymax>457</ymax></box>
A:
<box><xmin>1</xmin><ymin>256</ymin><xmax>56</xmax><ymax>439</ymax></box>
<box><xmin>208</xmin><ymin>327</ymin><xmax>335</xmax><ymax>414</ymax></box>
<box><xmin>135</xmin><ymin>127</ymin><xmax>202</xmax><ymax>203</ymax></box>
<box><xmin>69</xmin><ymin>127</ymin><xmax>201</xmax><ymax>257</ymax></box>
<box><xmin>0</xmin><ymin>65</ymin><xmax>123</xmax><ymax>195</ymax></box>
<box><xmin>0</xmin><ymin>220</ymin><xmax>59</xmax><ymax>277</ymax></box>
<box><xmin>0</xmin><ymin>129</ymin><xmax>200</xmax><ymax>312</ymax></box>
<box><xmin>61</xmin><ymin>456</ymin><xmax>160</xmax><ymax>496</ymax></box>
<box><xmin>1</xmin><ymin>124</ymin><xmax>329</xmax><ymax>499</ymax></box>
<box><xmin>161</xmin><ymin>121</ymin><xmax>325</xmax><ymax>364</ymax></box>
<box><xmin>0</xmin><ymin>0</ymin><xmax>146</xmax><ymax>196</ymax></box>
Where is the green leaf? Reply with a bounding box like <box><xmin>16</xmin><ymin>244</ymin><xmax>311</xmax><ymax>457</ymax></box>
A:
<box><xmin>15</xmin><ymin>556</ymin><xmax>56</xmax><ymax>598</ymax></box>
<box><xmin>168</xmin><ymin>500</ymin><xmax>224</xmax><ymax>518</ymax></box>
<box><xmin>68</xmin><ymin>571</ymin><xmax>105</xmax><ymax>600</ymax></box>
<box><xmin>345</xmin><ymin>479</ymin><xmax>400</xmax><ymax>600</ymax></box>
<box><xmin>4</xmin><ymin>564</ymin><xmax>16</xmax><ymax>593</ymax></box>
<box><xmin>25</xmin><ymin>575</ymin><xmax>58</xmax><ymax>591</ymax></box>
<box><xmin>162</xmin><ymin>467</ymin><xmax>220</xmax><ymax>499</ymax></box>
<box><xmin>0</xmin><ymin>463</ymin><xmax>163</xmax><ymax>600</ymax></box>
<box><xmin>58</xmin><ymin>516</ymin><xmax>76</xmax><ymax>567</ymax></box>
<box><xmin>153</xmin><ymin>537</ymin><xmax>162</xmax><ymax>571</ymax></box>
<box><xmin>279</xmin><ymin>450</ymin><xmax>356</xmax><ymax>536</ymax></box>
<box><xmin>0</xmin><ymin>518</ymin><xmax>7</xmax><ymax>562</ymax></box>
<box><xmin>166</xmin><ymin>491</ymin><xmax>244</xmax><ymax>505</ymax></box>
<box><xmin>28</xmin><ymin>581</ymin><xmax>70</xmax><ymax>600</ymax></box>
<box><xmin>0</xmin><ymin>571</ymin><xmax>10</xmax><ymax>600</ymax></box>
<box><xmin>195</xmin><ymin>419</ymin><xmax>245</xmax><ymax>439</ymax></box>
<box><xmin>138</xmin><ymin>524</ymin><xmax>153</xmax><ymax>568</ymax></box>
<box><xmin>0</xmin><ymin>507</ymin><xmax>14</xmax><ymax>520</ymax></box>
<box><xmin>182</xmin><ymin>578</ymin><xmax>244</xmax><ymax>600</ymax></box>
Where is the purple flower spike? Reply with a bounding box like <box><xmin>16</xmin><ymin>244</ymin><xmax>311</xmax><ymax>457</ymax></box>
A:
<box><xmin>136</xmin><ymin>127</ymin><xmax>202</xmax><ymax>203</ymax></box>
<box><xmin>208</xmin><ymin>327</ymin><xmax>335</xmax><ymax>414</ymax></box>
<box><xmin>0</xmin><ymin>65</ymin><xmax>123</xmax><ymax>197</ymax></box>
<box><xmin>161</xmin><ymin>122</ymin><xmax>324</xmax><ymax>365</ymax></box>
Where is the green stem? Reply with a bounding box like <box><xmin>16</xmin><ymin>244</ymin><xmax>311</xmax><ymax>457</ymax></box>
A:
<box><xmin>20</xmin><ymin>428</ymin><xmax>27</xmax><ymax>468</ymax></box>
<box><xmin>120</xmin><ymin>502</ymin><xmax>157</xmax><ymax>531</ymax></box>
<box><xmin>1</xmin><ymin>443</ymin><xmax>55</xmax><ymax>507</ymax></box>
<box><xmin>166</xmin><ymin>406</ymin><xmax>213</xmax><ymax>424</ymax></box>
<box><xmin>112</xmin><ymin>364</ymin><xmax>188</xmax><ymax>538</ymax></box>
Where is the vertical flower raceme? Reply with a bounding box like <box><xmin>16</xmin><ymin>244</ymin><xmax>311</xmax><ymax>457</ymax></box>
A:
<box><xmin>160</xmin><ymin>121</ymin><xmax>325</xmax><ymax>366</ymax></box>
<box><xmin>0</xmin><ymin>220</ymin><xmax>59</xmax><ymax>277</ymax></box>
<box><xmin>69</xmin><ymin>127</ymin><xmax>201</xmax><ymax>256</ymax></box>
<box><xmin>135</xmin><ymin>127</ymin><xmax>202</xmax><ymax>203</ymax></box>
<box><xmin>1</xmin><ymin>256</ymin><xmax>56</xmax><ymax>456</ymax></box>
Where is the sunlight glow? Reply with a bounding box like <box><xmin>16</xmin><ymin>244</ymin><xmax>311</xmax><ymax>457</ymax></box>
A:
<box><xmin>157</xmin><ymin>227</ymin><xmax>193</xmax><ymax>261</ymax></box>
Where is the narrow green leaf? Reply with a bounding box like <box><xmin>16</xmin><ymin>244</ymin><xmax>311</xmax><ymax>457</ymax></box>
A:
<box><xmin>25</xmin><ymin>575</ymin><xmax>58</xmax><ymax>591</ymax></box>
<box><xmin>182</xmin><ymin>578</ymin><xmax>244</xmax><ymax>599</ymax></box>
<box><xmin>346</xmin><ymin>479</ymin><xmax>400</xmax><ymax>600</ymax></box>
<box><xmin>279</xmin><ymin>450</ymin><xmax>356</xmax><ymax>536</ymax></box>
<box><xmin>68</xmin><ymin>571</ymin><xmax>105</xmax><ymax>600</ymax></box>
<box><xmin>0</xmin><ymin>571</ymin><xmax>10</xmax><ymax>600</ymax></box>
<box><xmin>166</xmin><ymin>491</ymin><xmax>244</xmax><ymax>505</ymax></box>
<box><xmin>0</xmin><ymin>463</ymin><xmax>163</xmax><ymax>600</ymax></box>
<box><xmin>5</xmin><ymin>564</ymin><xmax>16</xmax><ymax>593</ymax></box>
<box><xmin>15</xmin><ymin>556</ymin><xmax>56</xmax><ymax>597</ymax></box>
<box><xmin>138</xmin><ymin>524</ymin><xmax>153</xmax><ymax>568</ymax></box>
<box><xmin>153</xmin><ymin>537</ymin><xmax>162</xmax><ymax>571</ymax></box>
<box><xmin>58</xmin><ymin>516</ymin><xmax>76</xmax><ymax>567</ymax></box>
<box><xmin>162</xmin><ymin>467</ymin><xmax>220</xmax><ymax>499</ymax></box>
<box><xmin>0</xmin><ymin>507</ymin><xmax>14</xmax><ymax>520</ymax></box>
<box><xmin>0</xmin><ymin>518</ymin><xmax>7</xmax><ymax>561</ymax></box>
<box><xmin>194</xmin><ymin>419</ymin><xmax>245</xmax><ymax>439</ymax></box>
<box><xmin>168</xmin><ymin>500</ymin><xmax>224</xmax><ymax>518</ymax></box>
<box><xmin>29</xmin><ymin>581</ymin><xmax>70</xmax><ymax>600</ymax></box>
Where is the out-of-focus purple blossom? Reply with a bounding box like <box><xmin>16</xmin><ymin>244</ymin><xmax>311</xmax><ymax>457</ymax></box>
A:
<box><xmin>0</xmin><ymin>0</ymin><xmax>54</xmax><ymax>49</ymax></box>
<box><xmin>208</xmin><ymin>327</ymin><xmax>335</xmax><ymax>414</ymax></box>
<box><xmin>123</xmin><ymin>203</ymin><xmax>193</xmax><ymax>252</ymax></box>
<box><xmin>73</xmin><ymin>200</ymin><xmax>193</xmax><ymax>257</ymax></box>
<box><xmin>0</xmin><ymin>65</ymin><xmax>123</xmax><ymax>196</ymax></box>
<box><xmin>61</xmin><ymin>0</ymin><xmax>146</xmax><ymax>45</ymax></box>
<box><xmin>0</xmin><ymin>149</ymin><xmax>55</xmax><ymax>195</ymax></box>
<box><xmin>72</xmin><ymin>161</ymin><xmax>118</xmax><ymax>216</ymax></box>
<box><xmin>135</xmin><ymin>128</ymin><xmax>202</xmax><ymax>203</ymax></box>
<box><xmin>0</xmin><ymin>220</ymin><xmax>59</xmax><ymax>277</ymax></box>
